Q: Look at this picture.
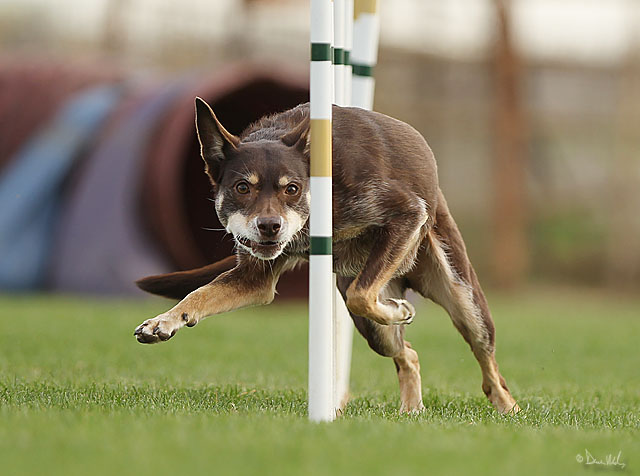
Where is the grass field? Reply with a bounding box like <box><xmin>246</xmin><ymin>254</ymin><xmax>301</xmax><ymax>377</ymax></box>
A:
<box><xmin>0</xmin><ymin>288</ymin><xmax>638</xmax><ymax>475</ymax></box>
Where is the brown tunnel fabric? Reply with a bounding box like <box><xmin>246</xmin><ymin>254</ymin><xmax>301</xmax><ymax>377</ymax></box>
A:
<box><xmin>142</xmin><ymin>65</ymin><xmax>310</xmax><ymax>299</ymax></box>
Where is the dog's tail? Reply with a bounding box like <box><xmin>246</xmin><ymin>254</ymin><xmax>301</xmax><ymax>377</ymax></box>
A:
<box><xmin>135</xmin><ymin>255</ymin><xmax>237</xmax><ymax>300</ymax></box>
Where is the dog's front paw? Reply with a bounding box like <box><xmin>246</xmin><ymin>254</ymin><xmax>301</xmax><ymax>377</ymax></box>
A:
<box><xmin>134</xmin><ymin>312</ymin><xmax>189</xmax><ymax>344</ymax></box>
<box><xmin>386</xmin><ymin>298</ymin><xmax>415</xmax><ymax>325</ymax></box>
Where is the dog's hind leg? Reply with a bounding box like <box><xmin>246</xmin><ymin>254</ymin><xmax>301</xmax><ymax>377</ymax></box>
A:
<box><xmin>338</xmin><ymin>277</ymin><xmax>425</xmax><ymax>413</ymax></box>
<box><xmin>407</xmin><ymin>199</ymin><xmax>519</xmax><ymax>414</ymax></box>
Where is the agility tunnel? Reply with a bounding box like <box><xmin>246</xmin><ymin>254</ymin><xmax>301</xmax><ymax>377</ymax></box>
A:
<box><xmin>0</xmin><ymin>61</ymin><xmax>309</xmax><ymax>298</ymax></box>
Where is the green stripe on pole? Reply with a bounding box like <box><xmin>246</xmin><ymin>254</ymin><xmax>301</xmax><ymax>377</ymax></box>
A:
<box><xmin>311</xmin><ymin>43</ymin><xmax>333</xmax><ymax>61</ymax></box>
<box><xmin>333</xmin><ymin>48</ymin><xmax>346</xmax><ymax>65</ymax></box>
<box><xmin>351</xmin><ymin>63</ymin><xmax>374</xmax><ymax>77</ymax></box>
<box><xmin>310</xmin><ymin>236</ymin><xmax>332</xmax><ymax>255</ymax></box>
<box><xmin>344</xmin><ymin>50</ymin><xmax>350</xmax><ymax>66</ymax></box>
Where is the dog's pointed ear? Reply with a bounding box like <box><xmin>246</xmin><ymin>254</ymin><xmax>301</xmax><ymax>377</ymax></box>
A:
<box><xmin>281</xmin><ymin>115</ymin><xmax>310</xmax><ymax>153</ymax></box>
<box><xmin>195</xmin><ymin>97</ymin><xmax>240</xmax><ymax>180</ymax></box>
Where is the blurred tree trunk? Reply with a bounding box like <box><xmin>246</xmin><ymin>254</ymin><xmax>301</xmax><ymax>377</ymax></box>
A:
<box><xmin>491</xmin><ymin>0</ymin><xmax>529</xmax><ymax>288</ymax></box>
<box><xmin>606</xmin><ymin>45</ymin><xmax>640</xmax><ymax>287</ymax></box>
<box><xmin>103</xmin><ymin>0</ymin><xmax>127</xmax><ymax>55</ymax></box>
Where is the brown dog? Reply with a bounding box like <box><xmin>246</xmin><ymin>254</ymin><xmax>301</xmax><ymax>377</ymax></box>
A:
<box><xmin>134</xmin><ymin>98</ymin><xmax>519</xmax><ymax>414</ymax></box>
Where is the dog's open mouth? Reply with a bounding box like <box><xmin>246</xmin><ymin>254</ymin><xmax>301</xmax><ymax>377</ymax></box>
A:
<box><xmin>236</xmin><ymin>236</ymin><xmax>284</xmax><ymax>258</ymax></box>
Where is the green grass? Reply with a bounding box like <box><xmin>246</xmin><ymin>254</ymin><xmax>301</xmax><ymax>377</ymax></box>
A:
<box><xmin>0</xmin><ymin>288</ymin><xmax>638</xmax><ymax>475</ymax></box>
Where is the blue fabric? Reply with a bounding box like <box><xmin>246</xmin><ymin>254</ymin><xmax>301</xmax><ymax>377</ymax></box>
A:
<box><xmin>49</xmin><ymin>80</ymin><xmax>189</xmax><ymax>295</ymax></box>
<box><xmin>0</xmin><ymin>85</ymin><xmax>121</xmax><ymax>290</ymax></box>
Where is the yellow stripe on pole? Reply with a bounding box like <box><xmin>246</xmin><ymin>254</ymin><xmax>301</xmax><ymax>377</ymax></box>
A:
<box><xmin>354</xmin><ymin>0</ymin><xmax>377</xmax><ymax>18</ymax></box>
<box><xmin>310</xmin><ymin>119</ymin><xmax>332</xmax><ymax>177</ymax></box>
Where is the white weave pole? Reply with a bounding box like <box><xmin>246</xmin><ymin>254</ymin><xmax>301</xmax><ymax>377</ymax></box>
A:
<box><xmin>309</xmin><ymin>0</ymin><xmax>379</xmax><ymax>421</ymax></box>
<box><xmin>308</xmin><ymin>0</ymin><xmax>335</xmax><ymax>422</ymax></box>
<box><xmin>351</xmin><ymin>0</ymin><xmax>379</xmax><ymax>110</ymax></box>
<box><xmin>333</xmin><ymin>0</ymin><xmax>380</xmax><ymax>414</ymax></box>
<box><xmin>333</xmin><ymin>0</ymin><xmax>346</xmax><ymax>106</ymax></box>
<box><xmin>332</xmin><ymin>0</ymin><xmax>354</xmax><ymax>414</ymax></box>
<box><xmin>333</xmin><ymin>0</ymin><xmax>379</xmax><ymax>413</ymax></box>
<box><xmin>344</xmin><ymin>0</ymin><xmax>354</xmax><ymax>105</ymax></box>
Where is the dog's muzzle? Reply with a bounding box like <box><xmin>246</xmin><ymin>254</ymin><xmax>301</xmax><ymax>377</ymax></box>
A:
<box><xmin>256</xmin><ymin>216</ymin><xmax>283</xmax><ymax>239</ymax></box>
<box><xmin>236</xmin><ymin>236</ymin><xmax>285</xmax><ymax>260</ymax></box>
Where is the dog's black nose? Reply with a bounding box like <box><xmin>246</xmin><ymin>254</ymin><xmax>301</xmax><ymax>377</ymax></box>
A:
<box><xmin>256</xmin><ymin>216</ymin><xmax>282</xmax><ymax>238</ymax></box>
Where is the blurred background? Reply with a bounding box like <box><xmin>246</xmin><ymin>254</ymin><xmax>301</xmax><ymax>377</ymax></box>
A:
<box><xmin>0</xmin><ymin>0</ymin><xmax>638</xmax><ymax>297</ymax></box>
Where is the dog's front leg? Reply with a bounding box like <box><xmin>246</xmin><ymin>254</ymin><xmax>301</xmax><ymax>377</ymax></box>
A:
<box><xmin>134</xmin><ymin>256</ymin><xmax>281</xmax><ymax>344</ymax></box>
<box><xmin>345</xmin><ymin>196</ymin><xmax>429</xmax><ymax>326</ymax></box>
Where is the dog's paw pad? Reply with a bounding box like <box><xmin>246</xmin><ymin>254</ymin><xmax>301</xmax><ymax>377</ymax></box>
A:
<box><xmin>397</xmin><ymin>315</ymin><xmax>414</xmax><ymax>325</ymax></box>
<box><xmin>387</xmin><ymin>298</ymin><xmax>416</xmax><ymax>325</ymax></box>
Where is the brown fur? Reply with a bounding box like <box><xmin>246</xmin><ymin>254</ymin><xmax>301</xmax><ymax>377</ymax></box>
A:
<box><xmin>134</xmin><ymin>99</ymin><xmax>519</xmax><ymax>414</ymax></box>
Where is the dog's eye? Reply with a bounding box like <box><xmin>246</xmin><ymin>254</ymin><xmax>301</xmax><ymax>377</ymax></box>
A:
<box><xmin>235</xmin><ymin>181</ymin><xmax>250</xmax><ymax>194</ymax></box>
<box><xmin>285</xmin><ymin>183</ymin><xmax>299</xmax><ymax>195</ymax></box>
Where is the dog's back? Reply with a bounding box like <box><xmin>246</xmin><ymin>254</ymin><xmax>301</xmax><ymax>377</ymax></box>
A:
<box><xmin>333</xmin><ymin>105</ymin><xmax>440</xmax><ymax>209</ymax></box>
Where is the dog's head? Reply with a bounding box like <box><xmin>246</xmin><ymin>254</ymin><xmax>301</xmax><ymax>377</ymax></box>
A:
<box><xmin>195</xmin><ymin>97</ymin><xmax>310</xmax><ymax>260</ymax></box>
